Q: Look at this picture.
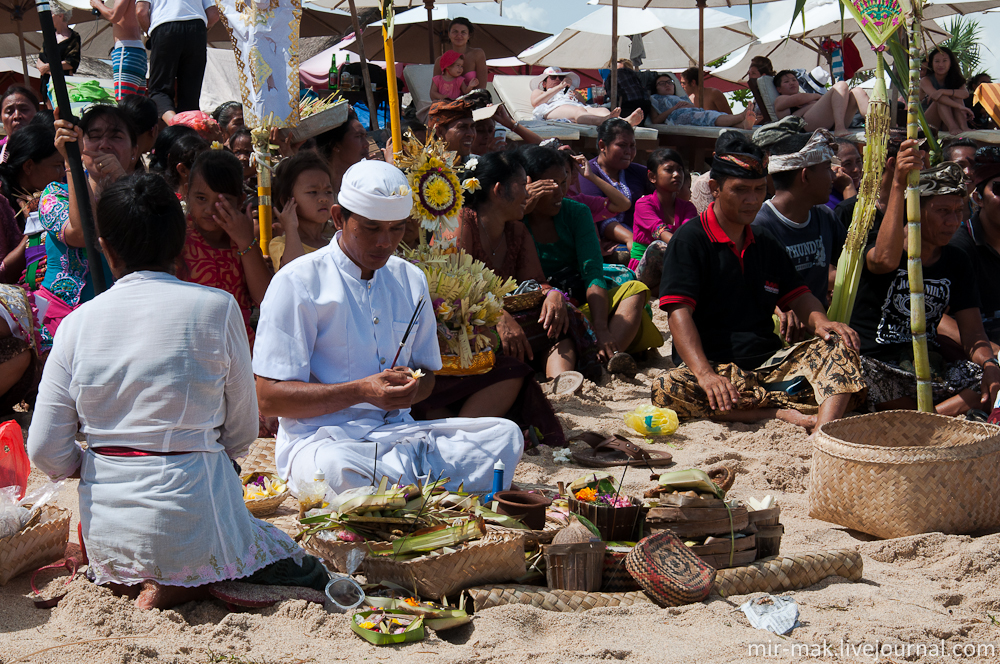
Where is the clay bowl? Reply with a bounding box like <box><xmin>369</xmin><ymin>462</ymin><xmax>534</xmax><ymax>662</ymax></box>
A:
<box><xmin>493</xmin><ymin>491</ymin><xmax>552</xmax><ymax>530</ymax></box>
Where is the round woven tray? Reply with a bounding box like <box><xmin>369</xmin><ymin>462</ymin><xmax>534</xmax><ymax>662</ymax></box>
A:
<box><xmin>245</xmin><ymin>490</ymin><xmax>289</xmax><ymax>517</ymax></box>
<box><xmin>503</xmin><ymin>289</ymin><xmax>544</xmax><ymax>313</ymax></box>
<box><xmin>0</xmin><ymin>506</ymin><xmax>70</xmax><ymax>586</ymax></box>
<box><xmin>811</xmin><ymin>410</ymin><xmax>1000</xmax><ymax>539</ymax></box>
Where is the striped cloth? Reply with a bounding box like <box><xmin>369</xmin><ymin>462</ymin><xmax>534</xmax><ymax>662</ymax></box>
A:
<box><xmin>973</xmin><ymin>82</ymin><xmax>1000</xmax><ymax>128</ymax></box>
<box><xmin>111</xmin><ymin>44</ymin><xmax>148</xmax><ymax>100</ymax></box>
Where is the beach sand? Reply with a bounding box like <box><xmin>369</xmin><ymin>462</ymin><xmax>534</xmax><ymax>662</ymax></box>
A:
<box><xmin>3</xmin><ymin>310</ymin><xmax>999</xmax><ymax>663</ymax></box>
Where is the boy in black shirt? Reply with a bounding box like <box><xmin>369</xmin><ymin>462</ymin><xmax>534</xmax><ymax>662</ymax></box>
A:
<box><xmin>851</xmin><ymin>146</ymin><xmax>1000</xmax><ymax>415</ymax></box>
<box><xmin>652</xmin><ymin>134</ymin><xmax>865</xmax><ymax>433</ymax></box>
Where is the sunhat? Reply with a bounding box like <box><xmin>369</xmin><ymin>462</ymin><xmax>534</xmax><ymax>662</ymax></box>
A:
<box><xmin>530</xmin><ymin>67</ymin><xmax>581</xmax><ymax>91</ymax></box>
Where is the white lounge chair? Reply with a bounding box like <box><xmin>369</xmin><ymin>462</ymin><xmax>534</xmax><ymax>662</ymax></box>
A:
<box><xmin>403</xmin><ymin>64</ymin><xmax>435</xmax><ymax>124</ymax></box>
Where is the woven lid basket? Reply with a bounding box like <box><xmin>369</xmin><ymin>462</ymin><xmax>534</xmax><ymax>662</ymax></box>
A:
<box><xmin>239</xmin><ymin>438</ymin><xmax>278</xmax><ymax>476</ymax></box>
<box><xmin>302</xmin><ymin>537</ymin><xmax>391</xmax><ymax>574</ymax></box>
<box><xmin>503</xmin><ymin>289</ymin><xmax>544</xmax><ymax>313</ymax></box>
<box><xmin>624</xmin><ymin>532</ymin><xmax>715</xmax><ymax>607</ymax></box>
<box><xmin>363</xmin><ymin>532</ymin><xmax>526</xmax><ymax>600</ymax></box>
<box><xmin>811</xmin><ymin>411</ymin><xmax>1000</xmax><ymax>539</ymax></box>
<box><xmin>0</xmin><ymin>506</ymin><xmax>70</xmax><ymax>586</ymax></box>
<box><xmin>245</xmin><ymin>490</ymin><xmax>289</xmax><ymax>518</ymax></box>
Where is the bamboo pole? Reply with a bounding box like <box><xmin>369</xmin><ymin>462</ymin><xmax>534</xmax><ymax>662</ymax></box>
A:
<box><xmin>255</xmin><ymin>129</ymin><xmax>272</xmax><ymax>259</ymax></box>
<box><xmin>906</xmin><ymin>9</ymin><xmax>933</xmax><ymax>412</ymax></box>
<box><xmin>424</xmin><ymin>0</ymin><xmax>435</xmax><ymax>64</ymax></box>
<box><xmin>16</xmin><ymin>17</ymin><xmax>30</xmax><ymax>91</ymax></box>
<box><xmin>609</xmin><ymin>0</ymin><xmax>618</xmax><ymax>110</ymax></box>
<box><xmin>348</xmin><ymin>0</ymin><xmax>379</xmax><ymax>131</ymax></box>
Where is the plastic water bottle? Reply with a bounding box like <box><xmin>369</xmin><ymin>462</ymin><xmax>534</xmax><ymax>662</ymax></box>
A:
<box><xmin>483</xmin><ymin>459</ymin><xmax>505</xmax><ymax>504</ymax></box>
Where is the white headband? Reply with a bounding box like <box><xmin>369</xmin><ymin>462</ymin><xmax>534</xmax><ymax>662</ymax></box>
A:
<box><xmin>767</xmin><ymin>128</ymin><xmax>836</xmax><ymax>174</ymax></box>
<box><xmin>337</xmin><ymin>160</ymin><xmax>414</xmax><ymax>221</ymax></box>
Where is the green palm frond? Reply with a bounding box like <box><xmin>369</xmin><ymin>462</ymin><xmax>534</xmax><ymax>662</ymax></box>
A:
<box><xmin>940</xmin><ymin>16</ymin><xmax>981</xmax><ymax>79</ymax></box>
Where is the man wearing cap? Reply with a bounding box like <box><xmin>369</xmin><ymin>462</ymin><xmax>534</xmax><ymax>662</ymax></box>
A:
<box><xmin>950</xmin><ymin>147</ymin><xmax>1000</xmax><ymax>350</ymax></box>
<box><xmin>850</xmin><ymin>143</ymin><xmax>1000</xmax><ymax>415</ymax></box>
<box><xmin>253</xmin><ymin>160</ymin><xmax>523</xmax><ymax>493</ymax></box>
<box><xmin>426</xmin><ymin>98</ymin><xmax>477</xmax><ymax>160</ymax></box>
<box><xmin>752</xmin><ymin>128</ymin><xmax>846</xmax><ymax>307</ymax></box>
<box><xmin>650</xmin><ymin>132</ymin><xmax>865</xmax><ymax>433</ymax></box>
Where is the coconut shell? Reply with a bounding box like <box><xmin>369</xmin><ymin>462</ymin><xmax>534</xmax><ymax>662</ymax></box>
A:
<box><xmin>552</xmin><ymin>516</ymin><xmax>596</xmax><ymax>545</ymax></box>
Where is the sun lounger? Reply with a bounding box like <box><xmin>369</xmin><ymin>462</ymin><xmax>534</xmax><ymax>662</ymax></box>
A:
<box><xmin>491</xmin><ymin>74</ymin><xmax>658</xmax><ymax>146</ymax></box>
<box><xmin>403</xmin><ymin>64</ymin><xmax>434</xmax><ymax>123</ymax></box>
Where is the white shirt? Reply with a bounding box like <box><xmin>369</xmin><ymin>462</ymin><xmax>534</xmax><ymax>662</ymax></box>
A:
<box><xmin>29</xmin><ymin>271</ymin><xmax>258</xmax><ymax>478</ymax></box>
<box><xmin>252</xmin><ymin>233</ymin><xmax>441</xmax><ymax>463</ymax></box>
<box><xmin>136</xmin><ymin>0</ymin><xmax>213</xmax><ymax>33</ymax></box>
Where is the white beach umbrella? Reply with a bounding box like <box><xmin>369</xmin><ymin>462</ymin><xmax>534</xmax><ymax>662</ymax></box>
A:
<box><xmin>519</xmin><ymin>6</ymin><xmax>755</xmax><ymax>70</ymax></box>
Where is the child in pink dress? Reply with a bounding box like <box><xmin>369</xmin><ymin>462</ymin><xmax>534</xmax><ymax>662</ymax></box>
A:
<box><xmin>631</xmin><ymin>148</ymin><xmax>698</xmax><ymax>294</ymax></box>
<box><xmin>431</xmin><ymin>50</ymin><xmax>480</xmax><ymax>101</ymax></box>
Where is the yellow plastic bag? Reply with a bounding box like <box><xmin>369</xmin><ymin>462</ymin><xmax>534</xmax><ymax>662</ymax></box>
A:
<box><xmin>624</xmin><ymin>405</ymin><xmax>679</xmax><ymax>436</ymax></box>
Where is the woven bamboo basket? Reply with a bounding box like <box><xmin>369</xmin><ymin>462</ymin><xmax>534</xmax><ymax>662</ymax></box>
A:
<box><xmin>434</xmin><ymin>350</ymin><xmax>495</xmax><ymax>376</ymax></box>
<box><xmin>645</xmin><ymin>505</ymin><xmax>749</xmax><ymax>539</ymax></box>
<box><xmin>466</xmin><ymin>584</ymin><xmax>653</xmax><ymax>612</ymax></box>
<box><xmin>544</xmin><ymin>541</ymin><xmax>605</xmax><ymax>592</ymax></box>
<box><xmin>747</xmin><ymin>506</ymin><xmax>782</xmax><ymax>559</ymax></box>
<box><xmin>487</xmin><ymin>526</ymin><xmax>555</xmax><ymax>550</ymax></box>
<box><xmin>302</xmin><ymin>537</ymin><xmax>391</xmax><ymax>574</ymax></box>
<box><xmin>568</xmin><ymin>496</ymin><xmax>644</xmax><ymax>541</ymax></box>
<box><xmin>811</xmin><ymin>411</ymin><xmax>1000</xmax><ymax>539</ymax></box>
<box><xmin>601</xmin><ymin>546</ymin><xmax>640</xmax><ymax>592</ymax></box>
<box><xmin>712</xmin><ymin>549</ymin><xmax>863</xmax><ymax>597</ymax></box>
<box><xmin>363</xmin><ymin>532</ymin><xmax>525</xmax><ymax>600</ymax></box>
<box><xmin>0</xmin><ymin>506</ymin><xmax>70</xmax><ymax>586</ymax></box>
<box><xmin>503</xmin><ymin>289</ymin><xmax>544</xmax><ymax>313</ymax></box>
<box><xmin>625</xmin><ymin>532</ymin><xmax>715</xmax><ymax>607</ymax></box>
<box><xmin>239</xmin><ymin>438</ymin><xmax>278</xmax><ymax>476</ymax></box>
<box><xmin>245</xmin><ymin>490</ymin><xmax>289</xmax><ymax>518</ymax></box>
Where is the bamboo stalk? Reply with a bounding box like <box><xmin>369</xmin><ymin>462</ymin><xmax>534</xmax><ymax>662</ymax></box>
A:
<box><xmin>383</xmin><ymin>27</ymin><xmax>402</xmax><ymax>157</ymax></box>
<box><xmin>255</xmin><ymin>130</ymin><xmax>272</xmax><ymax>259</ymax></box>
<box><xmin>906</xmin><ymin>9</ymin><xmax>933</xmax><ymax>412</ymax></box>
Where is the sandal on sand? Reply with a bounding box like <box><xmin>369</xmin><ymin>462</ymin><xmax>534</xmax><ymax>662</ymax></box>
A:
<box><xmin>607</xmin><ymin>352</ymin><xmax>637</xmax><ymax>377</ymax></box>
<box><xmin>208</xmin><ymin>581</ymin><xmax>327</xmax><ymax>609</ymax></box>
<box><xmin>571</xmin><ymin>435</ymin><xmax>673</xmax><ymax>468</ymax></box>
<box><xmin>550</xmin><ymin>370</ymin><xmax>584</xmax><ymax>395</ymax></box>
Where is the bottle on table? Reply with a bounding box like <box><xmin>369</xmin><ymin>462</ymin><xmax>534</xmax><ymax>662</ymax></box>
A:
<box><xmin>329</xmin><ymin>54</ymin><xmax>339</xmax><ymax>93</ymax></box>
<box><xmin>341</xmin><ymin>55</ymin><xmax>354</xmax><ymax>92</ymax></box>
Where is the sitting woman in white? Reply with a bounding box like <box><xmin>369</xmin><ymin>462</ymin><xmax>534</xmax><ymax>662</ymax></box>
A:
<box><xmin>530</xmin><ymin>67</ymin><xmax>643</xmax><ymax>127</ymax></box>
<box><xmin>28</xmin><ymin>173</ymin><xmax>324</xmax><ymax>611</ymax></box>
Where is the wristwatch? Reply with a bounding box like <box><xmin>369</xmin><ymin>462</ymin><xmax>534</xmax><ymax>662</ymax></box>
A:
<box><xmin>983</xmin><ymin>358</ymin><xmax>999</xmax><ymax>369</ymax></box>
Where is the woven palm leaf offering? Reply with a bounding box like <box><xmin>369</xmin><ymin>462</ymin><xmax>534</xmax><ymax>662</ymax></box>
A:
<box><xmin>241</xmin><ymin>472</ymin><xmax>289</xmax><ymax>517</ymax></box>
<box><xmin>397</xmin><ymin>134</ymin><xmax>516</xmax><ymax>375</ymax></box>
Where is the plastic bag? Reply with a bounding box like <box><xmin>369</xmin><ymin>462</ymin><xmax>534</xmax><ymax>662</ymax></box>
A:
<box><xmin>0</xmin><ymin>420</ymin><xmax>29</xmax><ymax>500</ymax></box>
<box><xmin>624</xmin><ymin>405</ymin><xmax>679</xmax><ymax>436</ymax></box>
<box><xmin>0</xmin><ymin>480</ymin><xmax>64</xmax><ymax>538</ymax></box>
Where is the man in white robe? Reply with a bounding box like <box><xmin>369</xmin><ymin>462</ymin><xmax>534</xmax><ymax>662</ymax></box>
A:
<box><xmin>253</xmin><ymin>160</ymin><xmax>523</xmax><ymax>494</ymax></box>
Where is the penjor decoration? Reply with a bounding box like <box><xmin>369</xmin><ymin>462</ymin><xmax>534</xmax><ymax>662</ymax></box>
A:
<box><xmin>214</xmin><ymin>0</ymin><xmax>303</xmax><ymax>258</ymax></box>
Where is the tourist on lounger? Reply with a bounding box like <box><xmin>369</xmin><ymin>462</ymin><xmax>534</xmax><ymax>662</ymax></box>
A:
<box><xmin>28</xmin><ymin>172</ymin><xmax>326</xmax><ymax>611</ymax></box>
<box><xmin>254</xmin><ymin>160</ymin><xmax>523</xmax><ymax>494</ymax></box>
<box><xmin>920</xmin><ymin>46</ymin><xmax>973</xmax><ymax>135</ymax></box>
<box><xmin>747</xmin><ymin>56</ymin><xmax>774</xmax><ymax>81</ymax></box>
<box><xmin>773</xmin><ymin>69</ymin><xmax>868</xmax><ymax>136</ymax></box>
<box><xmin>649</xmin><ymin>74</ymin><xmax>755</xmax><ymax>129</ymax></box>
<box><xmin>678</xmin><ymin>68</ymin><xmax>733</xmax><ymax>114</ymax></box>
<box><xmin>852</xmin><ymin>147</ymin><xmax>1000</xmax><ymax>416</ymax></box>
<box><xmin>530</xmin><ymin>67</ymin><xmax>643</xmax><ymax>127</ymax></box>
<box><xmin>651</xmin><ymin>132</ymin><xmax>866</xmax><ymax>433</ymax></box>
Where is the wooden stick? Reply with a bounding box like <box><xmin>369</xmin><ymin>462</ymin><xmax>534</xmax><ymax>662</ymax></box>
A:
<box><xmin>390</xmin><ymin>295</ymin><xmax>424</xmax><ymax>368</ymax></box>
<box><xmin>347</xmin><ymin>0</ymin><xmax>379</xmax><ymax>131</ymax></box>
<box><xmin>609</xmin><ymin>0</ymin><xmax>618</xmax><ymax>110</ymax></box>
<box><xmin>697</xmin><ymin>0</ymin><xmax>706</xmax><ymax>108</ymax></box>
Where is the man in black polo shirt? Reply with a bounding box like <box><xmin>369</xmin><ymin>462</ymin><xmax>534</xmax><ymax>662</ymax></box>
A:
<box><xmin>947</xmin><ymin>147</ymin><xmax>1000</xmax><ymax>350</ymax></box>
<box><xmin>651</xmin><ymin>133</ymin><xmax>865</xmax><ymax>432</ymax></box>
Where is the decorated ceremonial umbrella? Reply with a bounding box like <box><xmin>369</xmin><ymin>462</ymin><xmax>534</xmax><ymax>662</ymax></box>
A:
<box><xmin>0</xmin><ymin>0</ymin><xmax>96</xmax><ymax>87</ymax></box>
<box><xmin>214</xmin><ymin>0</ymin><xmax>303</xmax><ymax>259</ymax></box>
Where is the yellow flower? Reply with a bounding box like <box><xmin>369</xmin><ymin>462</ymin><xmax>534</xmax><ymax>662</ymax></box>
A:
<box><xmin>358</xmin><ymin>620</ymin><xmax>376</xmax><ymax>630</ymax></box>
<box><xmin>462</xmin><ymin>177</ymin><xmax>481</xmax><ymax>192</ymax></box>
<box><xmin>404</xmin><ymin>597</ymin><xmax>420</xmax><ymax>606</ymax></box>
<box><xmin>575</xmin><ymin>487</ymin><xmax>598</xmax><ymax>502</ymax></box>
<box><xmin>424</xmin><ymin>174</ymin><xmax>454</xmax><ymax>209</ymax></box>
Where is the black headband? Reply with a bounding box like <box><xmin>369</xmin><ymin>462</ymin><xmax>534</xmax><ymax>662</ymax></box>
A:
<box><xmin>711</xmin><ymin>152</ymin><xmax>767</xmax><ymax>180</ymax></box>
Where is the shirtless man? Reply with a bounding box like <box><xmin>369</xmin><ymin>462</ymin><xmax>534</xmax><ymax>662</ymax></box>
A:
<box><xmin>773</xmin><ymin>69</ymin><xmax>869</xmax><ymax>137</ymax></box>
<box><xmin>91</xmin><ymin>0</ymin><xmax>147</xmax><ymax>100</ymax></box>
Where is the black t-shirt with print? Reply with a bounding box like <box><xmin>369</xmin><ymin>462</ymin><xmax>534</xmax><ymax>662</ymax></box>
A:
<box><xmin>660</xmin><ymin>204</ymin><xmax>811</xmax><ymax>370</ymax></box>
<box><xmin>850</xmin><ymin>239</ymin><xmax>981</xmax><ymax>362</ymax></box>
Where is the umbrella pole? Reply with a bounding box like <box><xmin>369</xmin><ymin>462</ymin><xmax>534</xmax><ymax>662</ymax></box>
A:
<box><xmin>383</xmin><ymin>26</ymin><xmax>402</xmax><ymax>157</ymax></box>
<box><xmin>697</xmin><ymin>0</ymin><xmax>705</xmax><ymax>108</ymax></box>
<box><xmin>16</xmin><ymin>18</ymin><xmax>30</xmax><ymax>91</ymax></box>
<box><xmin>609</xmin><ymin>0</ymin><xmax>618</xmax><ymax>110</ymax></box>
<box><xmin>35</xmin><ymin>0</ymin><xmax>105</xmax><ymax>294</ymax></box>
<box><xmin>424</xmin><ymin>0</ymin><xmax>434</xmax><ymax>64</ymax></box>
<box><xmin>347</xmin><ymin>0</ymin><xmax>380</xmax><ymax>131</ymax></box>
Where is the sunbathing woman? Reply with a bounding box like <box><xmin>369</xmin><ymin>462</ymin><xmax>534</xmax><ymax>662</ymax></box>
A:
<box><xmin>920</xmin><ymin>46</ymin><xmax>974</xmax><ymax>134</ymax></box>
<box><xmin>530</xmin><ymin>67</ymin><xmax>643</xmax><ymax>127</ymax></box>
<box><xmin>773</xmin><ymin>69</ymin><xmax>868</xmax><ymax>136</ymax></box>
<box><xmin>649</xmin><ymin>74</ymin><xmax>755</xmax><ymax>128</ymax></box>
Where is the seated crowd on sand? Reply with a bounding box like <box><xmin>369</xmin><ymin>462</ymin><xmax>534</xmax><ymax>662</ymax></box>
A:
<box><xmin>4</xmin><ymin>20</ymin><xmax>1000</xmax><ymax>613</ymax></box>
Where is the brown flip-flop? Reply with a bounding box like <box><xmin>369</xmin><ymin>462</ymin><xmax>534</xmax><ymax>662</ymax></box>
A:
<box><xmin>571</xmin><ymin>435</ymin><xmax>673</xmax><ymax>469</ymax></box>
<box><xmin>568</xmin><ymin>431</ymin><xmax>613</xmax><ymax>448</ymax></box>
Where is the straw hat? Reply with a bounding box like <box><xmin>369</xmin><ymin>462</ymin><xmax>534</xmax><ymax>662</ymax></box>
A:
<box><xmin>530</xmin><ymin>67</ymin><xmax>581</xmax><ymax>92</ymax></box>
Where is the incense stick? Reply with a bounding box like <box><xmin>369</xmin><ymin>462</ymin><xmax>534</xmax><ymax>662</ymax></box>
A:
<box><xmin>390</xmin><ymin>295</ymin><xmax>425</xmax><ymax>368</ymax></box>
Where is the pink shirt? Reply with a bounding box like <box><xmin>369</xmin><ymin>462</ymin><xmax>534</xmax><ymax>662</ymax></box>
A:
<box><xmin>632</xmin><ymin>193</ymin><xmax>697</xmax><ymax>245</ymax></box>
<box><xmin>432</xmin><ymin>75</ymin><xmax>464</xmax><ymax>100</ymax></box>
